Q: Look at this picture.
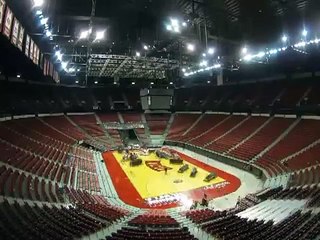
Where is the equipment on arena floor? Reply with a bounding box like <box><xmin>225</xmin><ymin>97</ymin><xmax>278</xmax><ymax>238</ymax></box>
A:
<box><xmin>190</xmin><ymin>167</ymin><xmax>198</xmax><ymax>177</ymax></box>
<box><xmin>178</xmin><ymin>164</ymin><xmax>189</xmax><ymax>173</ymax></box>
<box><xmin>130</xmin><ymin>158</ymin><xmax>142</xmax><ymax>166</ymax></box>
<box><xmin>204</xmin><ymin>172</ymin><xmax>217</xmax><ymax>182</ymax></box>
<box><xmin>170</xmin><ymin>158</ymin><xmax>183</xmax><ymax>164</ymax></box>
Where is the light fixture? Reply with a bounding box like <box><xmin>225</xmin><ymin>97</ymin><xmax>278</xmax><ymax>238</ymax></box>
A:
<box><xmin>169</xmin><ymin>82</ymin><xmax>173</xmax><ymax>85</ymax></box>
<box><xmin>75</xmin><ymin>80</ymin><xmax>79</xmax><ymax>84</ymax></box>
<box><xmin>45</xmin><ymin>31</ymin><xmax>52</xmax><ymax>37</ymax></box>
<box><xmin>182</xmin><ymin>68</ymin><xmax>186</xmax><ymax>73</ymax></box>
<box><xmin>33</xmin><ymin>0</ymin><xmax>44</xmax><ymax>7</ymax></box>
<box><xmin>150</xmin><ymin>82</ymin><xmax>154</xmax><ymax>85</ymax></box>
<box><xmin>55</xmin><ymin>51</ymin><xmax>63</xmax><ymax>61</ymax></box>
<box><xmin>182</xmin><ymin>22</ymin><xmax>187</xmax><ymax>27</ymax></box>
<box><xmin>79</xmin><ymin>30</ymin><xmax>89</xmax><ymax>39</ymax></box>
<box><xmin>199</xmin><ymin>60</ymin><xmax>208</xmax><ymax>67</ymax></box>
<box><xmin>186</xmin><ymin>43</ymin><xmax>195</xmax><ymax>52</ymax></box>
<box><xmin>202</xmin><ymin>53</ymin><xmax>207</xmax><ymax>57</ymax></box>
<box><xmin>131</xmin><ymin>82</ymin><xmax>136</xmax><ymax>85</ymax></box>
<box><xmin>257</xmin><ymin>51</ymin><xmax>265</xmax><ymax>58</ymax></box>
<box><xmin>17</xmin><ymin>74</ymin><xmax>21</xmax><ymax>78</ymax></box>
<box><xmin>68</xmin><ymin>67</ymin><xmax>76</xmax><ymax>73</ymax></box>
<box><xmin>94</xmin><ymin>81</ymin><xmax>98</xmax><ymax>84</ymax></box>
<box><xmin>207</xmin><ymin>81</ymin><xmax>211</xmax><ymax>84</ymax></box>
<box><xmin>242</xmin><ymin>47</ymin><xmax>248</xmax><ymax>54</ymax></box>
<box><xmin>136</xmin><ymin>51</ymin><xmax>141</xmax><ymax>57</ymax></box>
<box><xmin>281</xmin><ymin>35</ymin><xmax>288</xmax><ymax>43</ymax></box>
<box><xmin>170</xmin><ymin>18</ymin><xmax>179</xmax><ymax>27</ymax></box>
<box><xmin>302</xmin><ymin>29</ymin><xmax>308</xmax><ymax>37</ymax></box>
<box><xmin>208</xmin><ymin>48</ymin><xmax>215</xmax><ymax>55</ymax></box>
<box><xmin>35</xmin><ymin>10</ymin><xmax>42</xmax><ymax>15</ymax></box>
<box><xmin>143</xmin><ymin>45</ymin><xmax>149</xmax><ymax>50</ymax></box>
<box><xmin>61</xmin><ymin>62</ymin><xmax>68</xmax><ymax>70</ymax></box>
<box><xmin>166</xmin><ymin>25</ymin><xmax>173</xmax><ymax>31</ymax></box>
<box><xmin>95</xmin><ymin>30</ymin><xmax>105</xmax><ymax>41</ymax></box>
<box><xmin>40</xmin><ymin>17</ymin><xmax>48</xmax><ymax>25</ymax></box>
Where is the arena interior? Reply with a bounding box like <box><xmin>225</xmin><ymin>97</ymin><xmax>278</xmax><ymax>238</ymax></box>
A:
<box><xmin>0</xmin><ymin>0</ymin><xmax>320</xmax><ymax>239</ymax></box>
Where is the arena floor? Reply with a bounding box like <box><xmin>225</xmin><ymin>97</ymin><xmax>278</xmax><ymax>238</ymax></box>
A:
<box><xmin>102</xmin><ymin>149</ymin><xmax>241</xmax><ymax>209</ymax></box>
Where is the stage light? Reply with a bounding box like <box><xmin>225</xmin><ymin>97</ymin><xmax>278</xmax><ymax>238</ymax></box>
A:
<box><xmin>16</xmin><ymin>74</ymin><xmax>21</xmax><ymax>78</ymax></box>
<box><xmin>166</xmin><ymin>25</ymin><xmax>173</xmax><ymax>31</ymax></box>
<box><xmin>55</xmin><ymin>50</ymin><xmax>63</xmax><ymax>61</ymax></box>
<box><xmin>33</xmin><ymin>0</ymin><xmax>44</xmax><ymax>7</ymax></box>
<box><xmin>61</xmin><ymin>62</ymin><xmax>68</xmax><ymax>70</ymax></box>
<box><xmin>79</xmin><ymin>30</ymin><xmax>89</xmax><ymax>39</ymax></box>
<box><xmin>40</xmin><ymin>17</ymin><xmax>48</xmax><ymax>25</ymax></box>
<box><xmin>170</xmin><ymin>18</ymin><xmax>179</xmax><ymax>27</ymax></box>
<box><xmin>68</xmin><ymin>67</ymin><xmax>76</xmax><ymax>73</ymax></box>
<box><xmin>199</xmin><ymin>60</ymin><xmax>208</xmax><ymax>67</ymax></box>
<box><xmin>208</xmin><ymin>48</ymin><xmax>215</xmax><ymax>55</ymax></box>
<box><xmin>302</xmin><ymin>29</ymin><xmax>308</xmax><ymax>37</ymax></box>
<box><xmin>75</xmin><ymin>80</ymin><xmax>79</xmax><ymax>84</ymax></box>
<box><xmin>150</xmin><ymin>82</ymin><xmax>154</xmax><ymax>85</ymax></box>
<box><xmin>45</xmin><ymin>30</ymin><xmax>52</xmax><ymax>37</ymax></box>
<box><xmin>169</xmin><ymin>82</ymin><xmax>173</xmax><ymax>85</ymax></box>
<box><xmin>243</xmin><ymin>54</ymin><xmax>253</xmax><ymax>61</ymax></box>
<box><xmin>182</xmin><ymin>68</ymin><xmax>186</xmax><ymax>72</ymax></box>
<box><xmin>242</xmin><ymin>47</ymin><xmax>248</xmax><ymax>54</ymax></box>
<box><xmin>77</xmin><ymin>68</ymin><xmax>80</xmax><ymax>72</ymax></box>
<box><xmin>257</xmin><ymin>51</ymin><xmax>265</xmax><ymax>58</ymax></box>
<box><xmin>182</xmin><ymin>22</ymin><xmax>187</xmax><ymax>27</ymax></box>
<box><xmin>282</xmin><ymin>35</ymin><xmax>288</xmax><ymax>43</ymax></box>
<box><xmin>173</xmin><ymin>26</ymin><xmax>180</xmax><ymax>33</ymax></box>
<box><xmin>94</xmin><ymin>81</ymin><xmax>98</xmax><ymax>84</ymax></box>
<box><xmin>187</xmin><ymin>43</ymin><xmax>195</xmax><ymax>52</ymax></box>
<box><xmin>202</xmin><ymin>53</ymin><xmax>207</xmax><ymax>57</ymax></box>
<box><xmin>132</xmin><ymin>82</ymin><xmax>136</xmax><ymax>85</ymax></box>
<box><xmin>136</xmin><ymin>51</ymin><xmax>141</xmax><ymax>57</ymax></box>
<box><xmin>35</xmin><ymin>10</ymin><xmax>42</xmax><ymax>16</ymax></box>
<box><xmin>95</xmin><ymin>30</ymin><xmax>105</xmax><ymax>41</ymax></box>
<box><xmin>207</xmin><ymin>80</ymin><xmax>211</xmax><ymax>84</ymax></box>
<box><xmin>143</xmin><ymin>45</ymin><xmax>149</xmax><ymax>50</ymax></box>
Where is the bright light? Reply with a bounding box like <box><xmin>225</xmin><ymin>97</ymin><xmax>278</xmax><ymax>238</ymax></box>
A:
<box><xmin>182</xmin><ymin>22</ymin><xmax>187</xmax><ymax>27</ymax></box>
<box><xmin>75</xmin><ymin>80</ymin><xmax>79</xmax><ymax>84</ymax></box>
<box><xmin>68</xmin><ymin>67</ymin><xmax>76</xmax><ymax>73</ymax></box>
<box><xmin>187</xmin><ymin>43</ymin><xmax>195</xmax><ymax>52</ymax></box>
<box><xmin>202</xmin><ymin>53</ymin><xmax>207</xmax><ymax>57</ymax></box>
<box><xmin>40</xmin><ymin>17</ymin><xmax>48</xmax><ymax>25</ymax></box>
<box><xmin>143</xmin><ymin>45</ymin><xmax>149</xmax><ymax>50</ymax></box>
<box><xmin>55</xmin><ymin>51</ymin><xmax>63</xmax><ymax>61</ymax></box>
<box><xmin>150</xmin><ymin>82</ymin><xmax>154</xmax><ymax>85</ymax></box>
<box><xmin>243</xmin><ymin>54</ymin><xmax>253</xmax><ymax>61</ymax></box>
<box><xmin>302</xmin><ymin>29</ymin><xmax>308</xmax><ymax>37</ymax></box>
<box><xmin>35</xmin><ymin>10</ymin><xmax>42</xmax><ymax>15</ymax></box>
<box><xmin>182</xmin><ymin>68</ymin><xmax>186</xmax><ymax>72</ymax></box>
<box><xmin>242</xmin><ymin>47</ymin><xmax>248</xmax><ymax>54</ymax></box>
<box><xmin>61</xmin><ymin>62</ymin><xmax>68</xmax><ymax>70</ymax></box>
<box><xmin>79</xmin><ymin>30</ymin><xmax>89</xmax><ymax>39</ymax></box>
<box><xmin>45</xmin><ymin>31</ymin><xmax>52</xmax><ymax>37</ymax></box>
<box><xmin>136</xmin><ymin>52</ymin><xmax>141</xmax><ymax>57</ymax></box>
<box><xmin>33</xmin><ymin>0</ymin><xmax>44</xmax><ymax>7</ymax></box>
<box><xmin>170</xmin><ymin>18</ymin><xmax>179</xmax><ymax>27</ymax></box>
<box><xmin>173</xmin><ymin>26</ymin><xmax>180</xmax><ymax>33</ymax></box>
<box><xmin>257</xmin><ymin>51</ymin><xmax>265</xmax><ymax>58</ymax></box>
<box><xmin>282</xmin><ymin>35</ymin><xmax>288</xmax><ymax>43</ymax></box>
<box><xmin>94</xmin><ymin>81</ymin><xmax>98</xmax><ymax>84</ymax></box>
<box><xmin>208</xmin><ymin>48</ymin><xmax>215</xmax><ymax>55</ymax></box>
<box><xmin>132</xmin><ymin>82</ymin><xmax>135</xmax><ymax>85</ymax></box>
<box><xmin>17</xmin><ymin>74</ymin><xmax>21</xmax><ymax>78</ymax></box>
<box><xmin>95</xmin><ymin>30</ymin><xmax>105</xmax><ymax>41</ymax></box>
<box><xmin>207</xmin><ymin>80</ymin><xmax>211</xmax><ymax>84</ymax></box>
<box><xmin>166</xmin><ymin>25</ymin><xmax>173</xmax><ymax>31</ymax></box>
<box><xmin>199</xmin><ymin>60</ymin><xmax>208</xmax><ymax>67</ymax></box>
<box><xmin>169</xmin><ymin>82</ymin><xmax>173</xmax><ymax>85</ymax></box>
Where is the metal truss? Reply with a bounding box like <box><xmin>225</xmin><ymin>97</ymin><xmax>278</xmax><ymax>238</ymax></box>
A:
<box><xmin>88</xmin><ymin>54</ymin><xmax>179</xmax><ymax>79</ymax></box>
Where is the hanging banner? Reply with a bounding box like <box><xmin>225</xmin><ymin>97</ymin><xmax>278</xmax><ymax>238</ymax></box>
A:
<box><xmin>35</xmin><ymin>46</ymin><xmax>40</xmax><ymax>65</ymax></box>
<box><xmin>11</xmin><ymin>17</ymin><xmax>19</xmax><ymax>46</ymax></box>
<box><xmin>39</xmin><ymin>53</ymin><xmax>44</xmax><ymax>69</ymax></box>
<box><xmin>17</xmin><ymin>25</ymin><xmax>24</xmax><ymax>51</ymax></box>
<box><xmin>33</xmin><ymin>44</ymin><xmax>37</xmax><ymax>64</ymax></box>
<box><xmin>3</xmin><ymin>6</ymin><xmax>13</xmax><ymax>38</ymax></box>
<box><xmin>29</xmin><ymin>39</ymin><xmax>34</xmax><ymax>61</ymax></box>
<box><xmin>25</xmin><ymin>34</ymin><xmax>30</xmax><ymax>57</ymax></box>
<box><xmin>43</xmin><ymin>57</ymin><xmax>47</xmax><ymax>76</ymax></box>
<box><xmin>0</xmin><ymin>0</ymin><xmax>5</xmax><ymax>30</ymax></box>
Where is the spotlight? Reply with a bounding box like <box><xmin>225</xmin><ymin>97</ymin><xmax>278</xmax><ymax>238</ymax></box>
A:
<box><xmin>186</xmin><ymin>43</ymin><xmax>195</xmax><ymax>52</ymax></box>
<box><xmin>166</xmin><ymin>25</ymin><xmax>173</xmax><ymax>31</ymax></box>
<box><xmin>182</xmin><ymin>68</ymin><xmax>186</xmax><ymax>73</ymax></box>
<box><xmin>136</xmin><ymin>51</ymin><xmax>141</xmax><ymax>57</ymax></box>
<box><xmin>182</xmin><ymin>22</ymin><xmax>187</xmax><ymax>27</ymax></box>
<box><xmin>150</xmin><ymin>82</ymin><xmax>154</xmax><ymax>85</ymax></box>
<box><xmin>55</xmin><ymin>50</ymin><xmax>63</xmax><ymax>61</ymax></box>
<box><xmin>35</xmin><ymin>10</ymin><xmax>42</xmax><ymax>15</ymax></box>
<box><xmin>68</xmin><ymin>67</ymin><xmax>76</xmax><ymax>73</ymax></box>
<box><xmin>281</xmin><ymin>35</ymin><xmax>288</xmax><ymax>43</ymax></box>
<box><xmin>257</xmin><ymin>51</ymin><xmax>265</xmax><ymax>58</ymax></box>
<box><xmin>61</xmin><ymin>62</ymin><xmax>68</xmax><ymax>70</ymax></box>
<box><xmin>169</xmin><ymin>82</ymin><xmax>173</xmax><ymax>85</ymax></box>
<box><xmin>199</xmin><ymin>60</ymin><xmax>208</xmax><ymax>67</ymax></box>
<box><xmin>170</xmin><ymin>18</ymin><xmax>179</xmax><ymax>27</ymax></box>
<box><xmin>94</xmin><ymin>81</ymin><xmax>98</xmax><ymax>84</ymax></box>
<box><xmin>33</xmin><ymin>0</ymin><xmax>44</xmax><ymax>7</ymax></box>
<box><xmin>75</xmin><ymin>80</ymin><xmax>79</xmax><ymax>84</ymax></box>
<box><xmin>131</xmin><ymin>82</ymin><xmax>136</xmax><ymax>85</ymax></box>
<box><xmin>302</xmin><ymin>29</ymin><xmax>308</xmax><ymax>37</ymax></box>
<box><xmin>202</xmin><ymin>53</ymin><xmax>207</xmax><ymax>57</ymax></box>
<box><xmin>40</xmin><ymin>17</ymin><xmax>48</xmax><ymax>25</ymax></box>
<box><xmin>242</xmin><ymin>47</ymin><xmax>248</xmax><ymax>54</ymax></box>
<box><xmin>207</xmin><ymin>81</ymin><xmax>211</xmax><ymax>84</ymax></box>
<box><xmin>79</xmin><ymin>30</ymin><xmax>89</xmax><ymax>39</ymax></box>
<box><xmin>45</xmin><ymin>30</ymin><xmax>52</xmax><ymax>37</ymax></box>
<box><xmin>143</xmin><ymin>45</ymin><xmax>149</xmax><ymax>50</ymax></box>
<box><xmin>208</xmin><ymin>48</ymin><xmax>215</xmax><ymax>55</ymax></box>
<box><xmin>95</xmin><ymin>30</ymin><xmax>105</xmax><ymax>41</ymax></box>
<box><xmin>16</xmin><ymin>74</ymin><xmax>21</xmax><ymax>78</ymax></box>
